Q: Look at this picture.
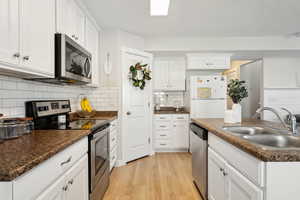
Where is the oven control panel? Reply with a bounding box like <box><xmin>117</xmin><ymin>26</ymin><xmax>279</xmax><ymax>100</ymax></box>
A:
<box><xmin>34</xmin><ymin>100</ymin><xmax>71</xmax><ymax>117</ymax></box>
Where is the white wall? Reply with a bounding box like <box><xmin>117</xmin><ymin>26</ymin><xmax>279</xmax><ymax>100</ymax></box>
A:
<box><xmin>263</xmin><ymin>56</ymin><xmax>300</xmax><ymax>88</ymax></box>
<box><xmin>144</xmin><ymin>36</ymin><xmax>300</xmax><ymax>52</ymax></box>
<box><xmin>240</xmin><ymin>60</ymin><xmax>263</xmax><ymax>118</ymax></box>
<box><xmin>262</xmin><ymin>55</ymin><xmax>300</xmax><ymax>121</ymax></box>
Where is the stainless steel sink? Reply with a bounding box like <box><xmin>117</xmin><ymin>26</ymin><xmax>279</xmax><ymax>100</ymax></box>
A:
<box><xmin>222</xmin><ymin>126</ymin><xmax>290</xmax><ymax>136</ymax></box>
<box><xmin>222</xmin><ymin>126</ymin><xmax>300</xmax><ymax>149</ymax></box>
<box><xmin>242</xmin><ymin>135</ymin><xmax>300</xmax><ymax>149</ymax></box>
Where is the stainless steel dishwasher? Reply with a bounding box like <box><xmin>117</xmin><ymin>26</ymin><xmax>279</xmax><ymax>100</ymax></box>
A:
<box><xmin>191</xmin><ymin>123</ymin><xmax>208</xmax><ymax>200</ymax></box>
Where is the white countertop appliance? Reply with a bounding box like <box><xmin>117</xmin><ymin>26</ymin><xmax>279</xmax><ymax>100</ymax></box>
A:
<box><xmin>190</xmin><ymin>75</ymin><xmax>227</xmax><ymax>118</ymax></box>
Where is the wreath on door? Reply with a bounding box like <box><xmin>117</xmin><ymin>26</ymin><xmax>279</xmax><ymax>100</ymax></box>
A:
<box><xmin>128</xmin><ymin>62</ymin><xmax>152</xmax><ymax>90</ymax></box>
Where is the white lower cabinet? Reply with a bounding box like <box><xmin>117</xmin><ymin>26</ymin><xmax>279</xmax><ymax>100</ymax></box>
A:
<box><xmin>109</xmin><ymin>119</ymin><xmax>118</xmax><ymax>171</ymax></box>
<box><xmin>37</xmin><ymin>155</ymin><xmax>88</xmax><ymax>200</ymax></box>
<box><xmin>208</xmin><ymin>148</ymin><xmax>226</xmax><ymax>200</ymax></box>
<box><xmin>208</xmin><ymin>148</ymin><xmax>263</xmax><ymax>200</ymax></box>
<box><xmin>154</xmin><ymin>114</ymin><xmax>189</xmax><ymax>152</ymax></box>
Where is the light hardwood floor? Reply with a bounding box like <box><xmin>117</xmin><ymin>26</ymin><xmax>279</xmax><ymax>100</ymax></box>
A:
<box><xmin>103</xmin><ymin>153</ymin><xmax>202</xmax><ymax>200</ymax></box>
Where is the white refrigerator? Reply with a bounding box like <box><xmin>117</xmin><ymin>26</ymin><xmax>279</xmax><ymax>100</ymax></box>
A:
<box><xmin>190</xmin><ymin>75</ymin><xmax>227</xmax><ymax>119</ymax></box>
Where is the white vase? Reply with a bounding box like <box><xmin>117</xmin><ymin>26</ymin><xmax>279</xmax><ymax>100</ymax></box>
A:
<box><xmin>232</xmin><ymin>103</ymin><xmax>242</xmax><ymax>123</ymax></box>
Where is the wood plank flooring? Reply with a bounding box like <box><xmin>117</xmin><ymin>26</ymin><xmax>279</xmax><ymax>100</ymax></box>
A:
<box><xmin>103</xmin><ymin>153</ymin><xmax>202</xmax><ymax>200</ymax></box>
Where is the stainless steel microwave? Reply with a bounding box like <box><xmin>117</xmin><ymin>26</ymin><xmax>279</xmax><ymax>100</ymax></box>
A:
<box><xmin>31</xmin><ymin>34</ymin><xmax>92</xmax><ymax>85</ymax></box>
<box><xmin>55</xmin><ymin>33</ymin><xmax>92</xmax><ymax>84</ymax></box>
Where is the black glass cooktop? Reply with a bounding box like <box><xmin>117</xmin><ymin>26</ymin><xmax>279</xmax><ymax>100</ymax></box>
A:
<box><xmin>35</xmin><ymin>119</ymin><xmax>109</xmax><ymax>131</ymax></box>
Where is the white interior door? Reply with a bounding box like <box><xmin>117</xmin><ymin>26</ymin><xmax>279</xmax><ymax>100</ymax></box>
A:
<box><xmin>122</xmin><ymin>48</ymin><xmax>153</xmax><ymax>163</ymax></box>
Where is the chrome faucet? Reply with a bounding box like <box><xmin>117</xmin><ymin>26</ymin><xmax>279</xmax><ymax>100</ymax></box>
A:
<box><xmin>254</xmin><ymin>107</ymin><xmax>298</xmax><ymax>135</ymax></box>
<box><xmin>281</xmin><ymin>108</ymin><xmax>298</xmax><ymax>135</ymax></box>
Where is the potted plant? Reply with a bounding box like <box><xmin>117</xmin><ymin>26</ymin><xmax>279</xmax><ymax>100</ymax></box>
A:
<box><xmin>227</xmin><ymin>79</ymin><xmax>248</xmax><ymax>123</ymax></box>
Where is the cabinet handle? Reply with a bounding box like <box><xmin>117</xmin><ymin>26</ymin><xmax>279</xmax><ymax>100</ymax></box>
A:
<box><xmin>13</xmin><ymin>53</ymin><xmax>20</xmax><ymax>58</ymax></box>
<box><xmin>177</xmin><ymin>117</ymin><xmax>184</xmax><ymax>119</ymax></box>
<box><xmin>60</xmin><ymin>156</ymin><xmax>72</xmax><ymax>166</ymax></box>
<box><xmin>160</xmin><ymin>143</ymin><xmax>167</xmax><ymax>146</ymax></box>
<box><xmin>68</xmin><ymin>179</ymin><xmax>74</xmax><ymax>185</ymax></box>
<box><xmin>160</xmin><ymin>117</ymin><xmax>166</xmax><ymax>119</ymax></box>
<box><xmin>160</xmin><ymin>134</ymin><xmax>167</xmax><ymax>136</ymax></box>
<box><xmin>23</xmin><ymin>56</ymin><xmax>30</xmax><ymax>61</ymax></box>
<box><xmin>62</xmin><ymin>185</ymin><xmax>68</xmax><ymax>191</ymax></box>
<box><xmin>160</xmin><ymin>125</ymin><xmax>166</xmax><ymax>128</ymax></box>
<box><xmin>173</xmin><ymin>125</ymin><xmax>176</xmax><ymax>127</ymax></box>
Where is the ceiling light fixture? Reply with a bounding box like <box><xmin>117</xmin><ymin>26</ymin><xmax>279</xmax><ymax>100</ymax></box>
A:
<box><xmin>150</xmin><ymin>0</ymin><xmax>170</xmax><ymax>16</ymax></box>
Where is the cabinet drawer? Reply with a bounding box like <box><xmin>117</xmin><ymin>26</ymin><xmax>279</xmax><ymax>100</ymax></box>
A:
<box><xmin>110</xmin><ymin>120</ymin><xmax>118</xmax><ymax>132</ymax></box>
<box><xmin>110</xmin><ymin>131</ymin><xmax>117</xmax><ymax>151</ymax></box>
<box><xmin>14</xmin><ymin>137</ymin><xmax>88</xmax><ymax>200</ymax></box>
<box><xmin>155</xmin><ymin>115</ymin><xmax>172</xmax><ymax>121</ymax></box>
<box><xmin>155</xmin><ymin>140</ymin><xmax>172</xmax><ymax>149</ymax></box>
<box><xmin>155</xmin><ymin>130</ymin><xmax>171</xmax><ymax>139</ymax></box>
<box><xmin>155</xmin><ymin>121</ymin><xmax>171</xmax><ymax>130</ymax></box>
<box><xmin>208</xmin><ymin>134</ymin><xmax>264</xmax><ymax>187</ymax></box>
<box><xmin>172</xmin><ymin>114</ymin><xmax>189</xmax><ymax>121</ymax></box>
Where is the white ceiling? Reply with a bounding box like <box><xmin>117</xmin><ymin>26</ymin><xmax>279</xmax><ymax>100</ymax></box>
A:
<box><xmin>83</xmin><ymin>0</ymin><xmax>300</xmax><ymax>37</ymax></box>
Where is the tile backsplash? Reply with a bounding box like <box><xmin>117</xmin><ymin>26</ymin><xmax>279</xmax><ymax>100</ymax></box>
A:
<box><xmin>153</xmin><ymin>92</ymin><xmax>185</xmax><ymax>107</ymax></box>
<box><xmin>0</xmin><ymin>75</ymin><xmax>119</xmax><ymax>118</ymax></box>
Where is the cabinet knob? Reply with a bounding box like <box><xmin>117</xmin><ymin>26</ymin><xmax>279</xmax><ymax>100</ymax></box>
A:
<box><xmin>62</xmin><ymin>185</ymin><xmax>68</xmax><ymax>191</ymax></box>
<box><xmin>68</xmin><ymin>179</ymin><xmax>74</xmax><ymax>185</ymax></box>
<box><xmin>126</xmin><ymin>111</ymin><xmax>131</xmax><ymax>115</ymax></box>
<box><xmin>23</xmin><ymin>56</ymin><xmax>30</xmax><ymax>61</ymax></box>
<box><xmin>13</xmin><ymin>53</ymin><xmax>20</xmax><ymax>58</ymax></box>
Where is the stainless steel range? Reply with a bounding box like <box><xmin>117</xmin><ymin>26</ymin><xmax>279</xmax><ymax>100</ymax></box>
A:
<box><xmin>26</xmin><ymin>100</ymin><xmax>110</xmax><ymax>200</ymax></box>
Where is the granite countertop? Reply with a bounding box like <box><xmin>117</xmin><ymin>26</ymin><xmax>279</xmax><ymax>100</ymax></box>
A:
<box><xmin>0</xmin><ymin>130</ymin><xmax>90</xmax><ymax>181</ymax></box>
<box><xmin>0</xmin><ymin>111</ymin><xmax>118</xmax><ymax>181</ymax></box>
<box><xmin>154</xmin><ymin>110</ymin><xmax>190</xmax><ymax>115</ymax></box>
<box><xmin>192</xmin><ymin>118</ymin><xmax>300</xmax><ymax>162</ymax></box>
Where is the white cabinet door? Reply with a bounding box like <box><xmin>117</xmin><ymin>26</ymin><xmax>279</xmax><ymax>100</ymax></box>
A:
<box><xmin>153</xmin><ymin>59</ymin><xmax>169</xmax><ymax>90</ymax></box>
<box><xmin>208</xmin><ymin>148</ymin><xmax>226</xmax><ymax>200</ymax></box>
<box><xmin>0</xmin><ymin>0</ymin><xmax>19</xmax><ymax>66</ymax></box>
<box><xmin>65</xmin><ymin>156</ymin><xmax>89</xmax><ymax>200</ymax></box>
<box><xmin>168</xmin><ymin>59</ymin><xmax>186</xmax><ymax>91</ymax></box>
<box><xmin>173</xmin><ymin>120</ymin><xmax>189</xmax><ymax>149</ymax></box>
<box><xmin>85</xmin><ymin>18</ymin><xmax>99</xmax><ymax>87</ymax></box>
<box><xmin>36</xmin><ymin>176</ymin><xmax>65</xmax><ymax>200</ymax></box>
<box><xmin>20</xmin><ymin>0</ymin><xmax>55</xmax><ymax>77</ymax></box>
<box><xmin>225</xmin><ymin>164</ymin><xmax>263</xmax><ymax>200</ymax></box>
<box><xmin>57</xmin><ymin>0</ymin><xmax>85</xmax><ymax>46</ymax></box>
<box><xmin>73</xmin><ymin>3</ymin><xmax>85</xmax><ymax>46</ymax></box>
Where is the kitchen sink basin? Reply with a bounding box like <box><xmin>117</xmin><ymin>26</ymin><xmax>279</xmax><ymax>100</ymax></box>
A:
<box><xmin>222</xmin><ymin>126</ymin><xmax>300</xmax><ymax>149</ymax></box>
<box><xmin>242</xmin><ymin>135</ymin><xmax>300</xmax><ymax>149</ymax></box>
<box><xmin>222</xmin><ymin>126</ymin><xmax>290</xmax><ymax>136</ymax></box>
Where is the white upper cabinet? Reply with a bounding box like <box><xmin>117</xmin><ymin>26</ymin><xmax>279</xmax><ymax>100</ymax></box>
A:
<box><xmin>20</xmin><ymin>0</ymin><xmax>55</xmax><ymax>77</ymax></box>
<box><xmin>57</xmin><ymin>0</ymin><xmax>85</xmax><ymax>46</ymax></box>
<box><xmin>153</xmin><ymin>57</ymin><xmax>186</xmax><ymax>91</ymax></box>
<box><xmin>85</xmin><ymin>18</ymin><xmax>100</xmax><ymax>87</ymax></box>
<box><xmin>0</xmin><ymin>0</ymin><xmax>19</xmax><ymax>66</ymax></box>
<box><xmin>153</xmin><ymin>59</ymin><xmax>169</xmax><ymax>90</ymax></box>
<box><xmin>186</xmin><ymin>54</ymin><xmax>231</xmax><ymax>70</ymax></box>
<box><xmin>0</xmin><ymin>0</ymin><xmax>55</xmax><ymax>78</ymax></box>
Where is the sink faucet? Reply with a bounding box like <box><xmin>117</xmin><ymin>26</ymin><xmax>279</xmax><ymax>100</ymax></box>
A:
<box><xmin>254</xmin><ymin>107</ymin><xmax>298</xmax><ymax>135</ymax></box>
<box><xmin>281</xmin><ymin>107</ymin><xmax>298</xmax><ymax>135</ymax></box>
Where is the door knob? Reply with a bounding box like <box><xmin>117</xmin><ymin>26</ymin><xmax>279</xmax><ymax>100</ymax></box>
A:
<box><xmin>23</xmin><ymin>56</ymin><xmax>30</xmax><ymax>61</ymax></box>
<box><xmin>126</xmin><ymin>111</ymin><xmax>131</xmax><ymax>115</ymax></box>
<box><xmin>13</xmin><ymin>53</ymin><xmax>20</xmax><ymax>58</ymax></box>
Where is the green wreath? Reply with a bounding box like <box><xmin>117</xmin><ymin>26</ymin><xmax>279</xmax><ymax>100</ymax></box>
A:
<box><xmin>129</xmin><ymin>62</ymin><xmax>152</xmax><ymax>90</ymax></box>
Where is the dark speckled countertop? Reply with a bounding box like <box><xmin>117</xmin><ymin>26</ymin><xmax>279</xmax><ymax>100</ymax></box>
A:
<box><xmin>192</xmin><ymin>118</ymin><xmax>300</xmax><ymax>162</ymax></box>
<box><xmin>0</xmin><ymin>130</ymin><xmax>90</xmax><ymax>181</ymax></box>
<box><xmin>0</xmin><ymin>111</ymin><xmax>118</xmax><ymax>181</ymax></box>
